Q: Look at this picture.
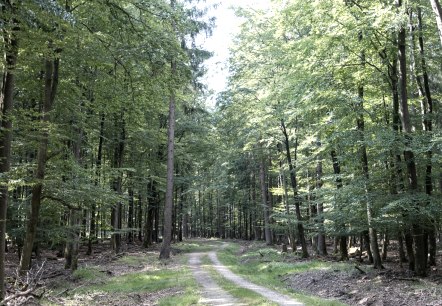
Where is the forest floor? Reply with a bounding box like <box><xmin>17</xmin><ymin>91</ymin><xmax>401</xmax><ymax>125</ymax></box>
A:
<box><xmin>286</xmin><ymin>250</ymin><xmax>442</xmax><ymax>306</ymax></box>
<box><xmin>3</xmin><ymin>239</ymin><xmax>442</xmax><ymax>305</ymax></box>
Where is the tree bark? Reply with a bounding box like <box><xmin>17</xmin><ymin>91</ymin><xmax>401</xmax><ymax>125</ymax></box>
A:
<box><xmin>397</xmin><ymin>13</ymin><xmax>427</xmax><ymax>276</ymax></box>
<box><xmin>331</xmin><ymin>150</ymin><xmax>348</xmax><ymax>261</ymax></box>
<box><xmin>259</xmin><ymin>155</ymin><xmax>272</xmax><ymax>245</ymax></box>
<box><xmin>111</xmin><ymin>114</ymin><xmax>125</xmax><ymax>254</ymax></box>
<box><xmin>277</xmin><ymin>143</ymin><xmax>296</xmax><ymax>252</ymax></box>
<box><xmin>137</xmin><ymin>192</ymin><xmax>143</xmax><ymax>241</ymax></box>
<box><xmin>0</xmin><ymin>3</ymin><xmax>18</xmax><ymax>298</ymax></box>
<box><xmin>19</xmin><ymin>54</ymin><xmax>60</xmax><ymax>274</ymax></box>
<box><xmin>281</xmin><ymin>119</ymin><xmax>308</xmax><ymax>258</ymax></box>
<box><xmin>159</xmin><ymin>67</ymin><xmax>176</xmax><ymax>259</ymax></box>
<box><xmin>356</xmin><ymin>91</ymin><xmax>382</xmax><ymax>268</ymax></box>
<box><xmin>128</xmin><ymin>182</ymin><xmax>134</xmax><ymax>243</ymax></box>
<box><xmin>315</xmin><ymin>143</ymin><xmax>326</xmax><ymax>255</ymax></box>
<box><xmin>88</xmin><ymin>113</ymin><xmax>105</xmax><ymax>255</ymax></box>
<box><xmin>416</xmin><ymin>7</ymin><xmax>436</xmax><ymax>267</ymax></box>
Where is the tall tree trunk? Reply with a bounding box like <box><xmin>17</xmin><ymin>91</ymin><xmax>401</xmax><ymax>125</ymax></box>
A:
<box><xmin>278</xmin><ymin>143</ymin><xmax>296</xmax><ymax>251</ymax></box>
<box><xmin>88</xmin><ymin>113</ymin><xmax>105</xmax><ymax>255</ymax></box>
<box><xmin>397</xmin><ymin>8</ymin><xmax>427</xmax><ymax>276</ymax></box>
<box><xmin>356</xmin><ymin>86</ymin><xmax>382</xmax><ymax>269</ymax></box>
<box><xmin>356</xmin><ymin>29</ymin><xmax>382</xmax><ymax>268</ymax></box>
<box><xmin>416</xmin><ymin>7</ymin><xmax>436</xmax><ymax>267</ymax></box>
<box><xmin>315</xmin><ymin>145</ymin><xmax>327</xmax><ymax>255</ymax></box>
<box><xmin>259</xmin><ymin>155</ymin><xmax>272</xmax><ymax>245</ymax></box>
<box><xmin>159</xmin><ymin>58</ymin><xmax>176</xmax><ymax>259</ymax></box>
<box><xmin>281</xmin><ymin>119</ymin><xmax>308</xmax><ymax>258</ymax></box>
<box><xmin>19</xmin><ymin>54</ymin><xmax>60</xmax><ymax>274</ymax></box>
<box><xmin>111</xmin><ymin>114</ymin><xmax>125</xmax><ymax>254</ymax></box>
<box><xmin>128</xmin><ymin>185</ymin><xmax>134</xmax><ymax>243</ymax></box>
<box><xmin>65</xmin><ymin>121</ymin><xmax>83</xmax><ymax>270</ymax></box>
<box><xmin>64</xmin><ymin>209</ymin><xmax>80</xmax><ymax>271</ymax></box>
<box><xmin>137</xmin><ymin>192</ymin><xmax>143</xmax><ymax>241</ymax></box>
<box><xmin>0</xmin><ymin>4</ymin><xmax>18</xmax><ymax>298</ymax></box>
<box><xmin>144</xmin><ymin>180</ymin><xmax>156</xmax><ymax>247</ymax></box>
<box><xmin>331</xmin><ymin>150</ymin><xmax>348</xmax><ymax>261</ymax></box>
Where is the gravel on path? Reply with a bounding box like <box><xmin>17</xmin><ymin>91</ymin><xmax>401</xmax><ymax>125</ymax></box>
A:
<box><xmin>188</xmin><ymin>252</ymin><xmax>241</xmax><ymax>306</ymax></box>
<box><xmin>208</xmin><ymin>251</ymin><xmax>303</xmax><ymax>306</ymax></box>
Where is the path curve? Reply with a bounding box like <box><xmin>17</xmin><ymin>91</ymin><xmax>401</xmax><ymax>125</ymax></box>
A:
<box><xmin>188</xmin><ymin>252</ymin><xmax>240</xmax><ymax>305</ymax></box>
<box><xmin>208</xmin><ymin>251</ymin><xmax>303</xmax><ymax>306</ymax></box>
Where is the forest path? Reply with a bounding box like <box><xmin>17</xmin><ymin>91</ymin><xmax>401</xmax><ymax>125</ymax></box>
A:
<box><xmin>189</xmin><ymin>242</ymin><xmax>303</xmax><ymax>306</ymax></box>
<box><xmin>189</xmin><ymin>251</ymin><xmax>241</xmax><ymax>305</ymax></box>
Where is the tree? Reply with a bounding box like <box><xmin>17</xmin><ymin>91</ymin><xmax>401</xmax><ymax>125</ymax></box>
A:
<box><xmin>19</xmin><ymin>48</ymin><xmax>60</xmax><ymax>273</ymax></box>
<box><xmin>0</xmin><ymin>0</ymin><xmax>19</xmax><ymax>298</ymax></box>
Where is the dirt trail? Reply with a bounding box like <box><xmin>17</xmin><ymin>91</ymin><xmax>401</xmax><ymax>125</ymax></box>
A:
<box><xmin>189</xmin><ymin>242</ymin><xmax>303</xmax><ymax>306</ymax></box>
<box><xmin>189</xmin><ymin>252</ymin><xmax>241</xmax><ymax>305</ymax></box>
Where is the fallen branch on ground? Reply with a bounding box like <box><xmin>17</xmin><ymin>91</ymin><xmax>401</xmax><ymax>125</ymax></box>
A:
<box><xmin>354</xmin><ymin>266</ymin><xmax>366</xmax><ymax>274</ymax></box>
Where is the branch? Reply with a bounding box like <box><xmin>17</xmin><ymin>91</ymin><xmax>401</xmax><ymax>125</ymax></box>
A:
<box><xmin>0</xmin><ymin>288</ymin><xmax>34</xmax><ymax>305</ymax></box>
<box><xmin>41</xmin><ymin>195</ymin><xmax>81</xmax><ymax>211</ymax></box>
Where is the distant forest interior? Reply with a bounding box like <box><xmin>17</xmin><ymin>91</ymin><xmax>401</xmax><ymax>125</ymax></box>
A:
<box><xmin>1</xmin><ymin>0</ymin><xmax>442</xmax><ymax>304</ymax></box>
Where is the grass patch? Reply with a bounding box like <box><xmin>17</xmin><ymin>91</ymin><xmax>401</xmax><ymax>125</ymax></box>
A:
<box><xmin>72</xmin><ymin>267</ymin><xmax>106</xmax><ymax>281</ymax></box>
<box><xmin>43</xmin><ymin>248</ymin><xmax>203</xmax><ymax>305</ymax></box>
<box><xmin>117</xmin><ymin>254</ymin><xmax>153</xmax><ymax>266</ymax></box>
<box><xmin>83</xmin><ymin>267</ymin><xmax>195</xmax><ymax>293</ymax></box>
<box><xmin>218</xmin><ymin>242</ymin><xmax>346</xmax><ymax>306</ymax></box>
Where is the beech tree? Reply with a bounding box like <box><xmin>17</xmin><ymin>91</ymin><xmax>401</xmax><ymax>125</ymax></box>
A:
<box><xmin>211</xmin><ymin>0</ymin><xmax>441</xmax><ymax>274</ymax></box>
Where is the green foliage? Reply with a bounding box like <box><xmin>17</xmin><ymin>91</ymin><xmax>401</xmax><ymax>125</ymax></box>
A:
<box><xmin>208</xmin><ymin>0</ymin><xmax>442</xmax><ymax>249</ymax></box>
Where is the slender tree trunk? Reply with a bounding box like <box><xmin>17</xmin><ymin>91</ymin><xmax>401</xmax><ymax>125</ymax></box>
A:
<box><xmin>416</xmin><ymin>7</ymin><xmax>437</xmax><ymax>267</ymax></box>
<box><xmin>111</xmin><ymin>115</ymin><xmax>125</xmax><ymax>254</ymax></box>
<box><xmin>19</xmin><ymin>54</ymin><xmax>60</xmax><ymax>274</ymax></box>
<box><xmin>259</xmin><ymin>155</ymin><xmax>272</xmax><ymax>245</ymax></box>
<box><xmin>159</xmin><ymin>59</ymin><xmax>176</xmax><ymax>259</ymax></box>
<box><xmin>356</xmin><ymin>31</ymin><xmax>382</xmax><ymax>268</ymax></box>
<box><xmin>397</xmin><ymin>231</ymin><xmax>407</xmax><ymax>264</ymax></box>
<box><xmin>356</xmin><ymin>93</ymin><xmax>382</xmax><ymax>268</ymax></box>
<box><xmin>128</xmin><ymin>184</ymin><xmax>134</xmax><ymax>243</ymax></box>
<box><xmin>0</xmin><ymin>5</ymin><xmax>18</xmax><ymax>298</ymax></box>
<box><xmin>137</xmin><ymin>192</ymin><xmax>143</xmax><ymax>241</ymax></box>
<box><xmin>281</xmin><ymin>119</ymin><xmax>308</xmax><ymax>258</ymax></box>
<box><xmin>88</xmin><ymin>113</ymin><xmax>105</xmax><ymax>255</ymax></box>
<box><xmin>381</xmin><ymin>233</ymin><xmax>389</xmax><ymax>261</ymax></box>
<box><xmin>397</xmin><ymin>12</ymin><xmax>427</xmax><ymax>276</ymax></box>
<box><xmin>65</xmin><ymin>122</ymin><xmax>83</xmax><ymax>270</ymax></box>
<box><xmin>144</xmin><ymin>180</ymin><xmax>156</xmax><ymax>247</ymax></box>
<box><xmin>178</xmin><ymin>188</ymin><xmax>184</xmax><ymax>242</ymax></box>
<box><xmin>316</xmin><ymin>144</ymin><xmax>327</xmax><ymax>255</ymax></box>
<box><xmin>331</xmin><ymin>150</ymin><xmax>348</xmax><ymax>261</ymax></box>
<box><xmin>64</xmin><ymin>209</ymin><xmax>80</xmax><ymax>271</ymax></box>
<box><xmin>278</xmin><ymin>143</ymin><xmax>296</xmax><ymax>251</ymax></box>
